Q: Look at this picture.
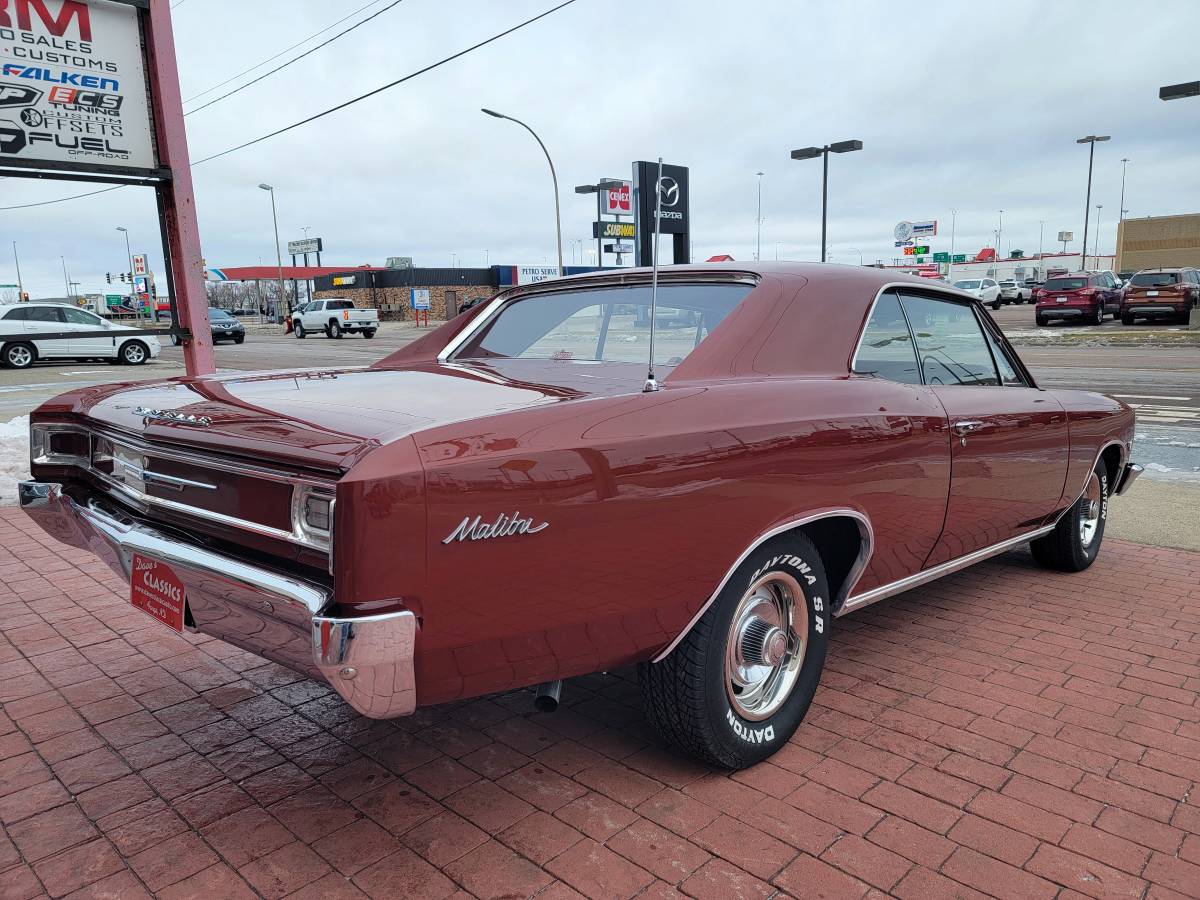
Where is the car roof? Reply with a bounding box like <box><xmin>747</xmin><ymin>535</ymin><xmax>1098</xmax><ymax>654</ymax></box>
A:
<box><xmin>383</xmin><ymin>262</ymin><xmax>986</xmax><ymax>380</ymax></box>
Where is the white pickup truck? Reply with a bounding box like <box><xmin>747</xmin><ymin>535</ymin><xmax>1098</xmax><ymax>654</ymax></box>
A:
<box><xmin>291</xmin><ymin>299</ymin><xmax>379</xmax><ymax>339</ymax></box>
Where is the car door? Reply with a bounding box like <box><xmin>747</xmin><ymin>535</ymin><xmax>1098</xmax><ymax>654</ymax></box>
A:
<box><xmin>897</xmin><ymin>291</ymin><xmax>1070</xmax><ymax>566</ymax></box>
<box><xmin>63</xmin><ymin>307</ymin><xmax>117</xmax><ymax>358</ymax></box>
<box><xmin>19</xmin><ymin>306</ymin><xmax>71</xmax><ymax>358</ymax></box>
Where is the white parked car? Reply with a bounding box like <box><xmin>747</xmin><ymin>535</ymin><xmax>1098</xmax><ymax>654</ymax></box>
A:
<box><xmin>997</xmin><ymin>278</ymin><xmax>1031</xmax><ymax>304</ymax></box>
<box><xmin>953</xmin><ymin>278</ymin><xmax>1002</xmax><ymax>310</ymax></box>
<box><xmin>0</xmin><ymin>303</ymin><xmax>161</xmax><ymax>369</ymax></box>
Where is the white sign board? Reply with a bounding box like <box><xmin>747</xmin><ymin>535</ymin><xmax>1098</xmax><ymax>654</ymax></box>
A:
<box><xmin>287</xmin><ymin>238</ymin><xmax>323</xmax><ymax>255</ymax></box>
<box><xmin>410</xmin><ymin>288</ymin><xmax>430</xmax><ymax>310</ymax></box>
<box><xmin>132</xmin><ymin>253</ymin><xmax>147</xmax><ymax>276</ymax></box>
<box><xmin>604</xmin><ymin>180</ymin><xmax>633</xmax><ymax>216</ymax></box>
<box><xmin>911</xmin><ymin>220</ymin><xmax>937</xmax><ymax>237</ymax></box>
<box><xmin>1057</xmin><ymin>231</ymin><xmax>1073</xmax><ymax>242</ymax></box>
<box><xmin>517</xmin><ymin>265</ymin><xmax>559</xmax><ymax>284</ymax></box>
<box><xmin>0</xmin><ymin>0</ymin><xmax>157</xmax><ymax>171</ymax></box>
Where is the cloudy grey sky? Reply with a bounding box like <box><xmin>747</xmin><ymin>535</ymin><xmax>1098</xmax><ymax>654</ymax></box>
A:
<box><xmin>2</xmin><ymin>0</ymin><xmax>1198</xmax><ymax>297</ymax></box>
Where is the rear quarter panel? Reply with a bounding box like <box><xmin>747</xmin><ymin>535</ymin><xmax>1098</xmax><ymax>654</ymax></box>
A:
<box><xmin>1053</xmin><ymin>390</ymin><xmax>1135</xmax><ymax>499</ymax></box>
<box><xmin>394</xmin><ymin>375</ymin><xmax>951</xmax><ymax>705</ymax></box>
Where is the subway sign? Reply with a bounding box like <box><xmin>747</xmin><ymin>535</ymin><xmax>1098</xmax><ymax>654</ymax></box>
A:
<box><xmin>593</xmin><ymin>221</ymin><xmax>636</xmax><ymax>239</ymax></box>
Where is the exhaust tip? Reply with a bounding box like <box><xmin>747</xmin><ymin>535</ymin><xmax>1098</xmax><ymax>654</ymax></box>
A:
<box><xmin>533</xmin><ymin>680</ymin><xmax>562</xmax><ymax>713</ymax></box>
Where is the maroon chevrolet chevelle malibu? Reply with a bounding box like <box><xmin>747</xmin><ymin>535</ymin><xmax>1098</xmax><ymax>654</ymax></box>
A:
<box><xmin>21</xmin><ymin>264</ymin><xmax>1141</xmax><ymax>768</ymax></box>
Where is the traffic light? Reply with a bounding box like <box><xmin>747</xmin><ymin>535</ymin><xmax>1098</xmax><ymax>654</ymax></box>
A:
<box><xmin>120</xmin><ymin>272</ymin><xmax>127</xmax><ymax>283</ymax></box>
<box><xmin>106</xmin><ymin>273</ymin><xmax>112</xmax><ymax>284</ymax></box>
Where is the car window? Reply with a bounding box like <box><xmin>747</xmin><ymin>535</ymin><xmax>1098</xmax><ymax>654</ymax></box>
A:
<box><xmin>455</xmin><ymin>282</ymin><xmax>750</xmax><ymax>366</ymax></box>
<box><xmin>852</xmin><ymin>292</ymin><xmax>920</xmax><ymax>385</ymax></box>
<box><xmin>3</xmin><ymin>307</ymin><xmax>31</xmax><ymax>321</ymax></box>
<box><xmin>953</xmin><ymin>280</ymin><xmax>981</xmax><ymax>290</ymax></box>
<box><xmin>1044</xmin><ymin>277</ymin><xmax>1087</xmax><ymax>291</ymax></box>
<box><xmin>981</xmin><ymin>323</ymin><xmax>1024</xmax><ymax>386</ymax></box>
<box><xmin>1130</xmin><ymin>272</ymin><xmax>1178</xmax><ymax>287</ymax></box>
<box><xmin>898</xmin><ymin>294</ymin><xmax>1000</xmax><ymax>387</ymax></box>
<box><xmin>62</xmin><ymin>308</ymin><xmax>102</xmax><ymax>326</ymax></box>
<box><xmin>25</xmin><ymin>307</ymin><xmax>65</xmax><ymax>323</ymax></box>
<box><xmin>326</xmin><ymin>300</ymin><xmax>354</xmax><ymax>311</ymax></box>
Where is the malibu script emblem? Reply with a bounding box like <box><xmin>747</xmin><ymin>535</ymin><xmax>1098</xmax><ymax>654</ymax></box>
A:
<box><xmin>135</xmin><ymin>407</ymin><xmax>212</xmax><ymax>428</ymax></box>
<box><xmin>442</xmin><ymin>511</ymin><xmax>549</xmax><ymax>545</ymax></box>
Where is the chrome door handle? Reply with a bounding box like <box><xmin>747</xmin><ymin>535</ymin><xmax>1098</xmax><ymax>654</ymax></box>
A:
<box><xmin>953</xmin><ymin>420</ymin><xmax>985</xmax><ymax>446</ymax></box>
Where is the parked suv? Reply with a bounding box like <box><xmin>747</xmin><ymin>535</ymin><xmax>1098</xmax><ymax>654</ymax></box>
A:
<box><xmin>1035</xmin><ymin>272</ymin><xmax>1122</xmax><ymax>326</ymax></box>
<box><xmin>170</xmin><ymin>308</ymin><xmax>246</xmax><ymax>346</ymax></box>
<box><xmin>997</xmin><ymin>278</ymin><xmax>1031</xmax><ymax>304</ymax></box>
<box><xmin>952</xmin><ymin>278</ymin><xmax>1002</xmax><ymax>309</ymax></box>
<box><xmin>1120</xmin><ymin>269</ymin><xmax>1200</xmax><ymax>325</ymax></box>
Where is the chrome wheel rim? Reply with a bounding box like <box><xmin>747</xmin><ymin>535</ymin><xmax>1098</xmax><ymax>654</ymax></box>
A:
<box><xmin>125</xmin><ymin>345</ymin><xmax>145</xmax><ymax>363</ymax></box>
<box><xmin>725</xmin><ymin>572</ymin><xmax>807</xmax><ymax>722</ymax></box>
<box><xmin>8</xmin><ymin>347</ymin><xmax>31</xmax><ymax>367</ymax></box>
<box><xmin>1080</xmin><ymin>472</ymin><xmax>1102</xmax><ymax>548</ymax></box>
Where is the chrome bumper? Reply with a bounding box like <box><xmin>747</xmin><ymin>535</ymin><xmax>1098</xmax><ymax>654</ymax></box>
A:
<box><xmin>19</xmin><ymin>482</ymin><xmax>416</xmax><ymax>719</ymax></box>
<box><xmin>1114</xmin><ymin>462</ymin><xmax>1143</xmax><ymax>496</ymax></box>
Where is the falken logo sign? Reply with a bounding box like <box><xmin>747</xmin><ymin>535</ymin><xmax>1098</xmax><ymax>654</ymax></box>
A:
<box><xmin>1</xmin><ymin>64</ymin><xmax>118</xmax><ymax>92</ymax></box>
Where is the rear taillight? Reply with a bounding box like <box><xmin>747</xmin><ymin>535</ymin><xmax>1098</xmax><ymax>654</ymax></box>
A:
<box><xmin>343</xmin><ymin>311</ymin><xmax>350</xmax><ymax>320</ymax></box>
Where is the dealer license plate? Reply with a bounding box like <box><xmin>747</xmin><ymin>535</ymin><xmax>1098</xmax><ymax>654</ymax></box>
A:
<box><xmin>130</xmin><ymin>554</ymin><xmax>187</xmax><ymax>633</ymax></box>
<box><xmin>1147</xmin><ymin>290</ymin><xmax>1159</xmax><ymax>297</ymax></box>
<box><xmin>1056</xmin><ymin>296</ymin><xmax>1068</xmax><ymax>303</ymax></box>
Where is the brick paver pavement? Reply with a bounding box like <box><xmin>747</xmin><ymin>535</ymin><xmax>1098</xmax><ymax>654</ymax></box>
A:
<box><xmin>0</xmin><ymin>506</ymin><xmax>1197</xmax><ymax>899</ymax></box>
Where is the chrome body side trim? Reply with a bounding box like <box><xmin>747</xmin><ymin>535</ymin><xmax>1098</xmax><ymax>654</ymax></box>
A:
<box><xmin>652</xmin><ymin>508</ymin><xmax>874</xmax><ymax>663</ymax></box>
<box><xmin>838</xmin><ymin>523</ymin><xmax>1057</xmax><ymax>615</ymax></box>
<box><xmin>19</xmin><ymin>482</ymin><xmax>416</xmax><ymax>719</ymax></box>
<box><xmin>1056</xmin><ymin>439</ymin><xmax>1127</xmax><ymax>525</ymax></box>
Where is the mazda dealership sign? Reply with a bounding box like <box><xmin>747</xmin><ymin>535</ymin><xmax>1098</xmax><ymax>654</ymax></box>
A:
<box><xmin>0</xmin><ymin>0</ymin><xmax>157</xmax><ymax>172</ymax></box>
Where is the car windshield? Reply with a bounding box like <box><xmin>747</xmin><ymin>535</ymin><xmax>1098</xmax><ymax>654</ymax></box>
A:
<box><xmin>209</xmin><ymin>309</ymin><xmax>233</xmax><ymax>319</ymax></box>
<box><xmin>453</xmin><ymin>282</ymin><xmax>751</xmax><ymax>366</ymax></box>
<box><xmin>1044</xmin><ymin>278</ymin><xmax>1087</xmax><ymax>291</ymax></box>
<box><xmin>1130</xmin><ymin>272</ymin><xmax>1179</xmax><ymax>287</ymax></box>
<box><xmin>953</xmin><ymin>280</ymin><xmax>981</xmax><ymax>290</ymax></box>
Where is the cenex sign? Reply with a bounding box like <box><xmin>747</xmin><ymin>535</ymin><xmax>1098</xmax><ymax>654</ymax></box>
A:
<box><xmin>0</xmin><ymin>0</ymin><xmax>157</xmax><ymax>172</ymax></box>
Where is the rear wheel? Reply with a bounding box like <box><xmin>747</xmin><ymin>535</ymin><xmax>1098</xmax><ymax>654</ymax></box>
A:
<box><xmin>1091</xmin><ymin>307</ymin><xmax>1103</xmax><ymax>326</ymax></box>
<box><xmin>119</xmin><ymin>340</ymin><xmax>149</xmax><ymax>365</ymax></box>
<box><xmin>640</xmin><ymin>534</ymin><xmax>830</xmax><ymax>769</ymax></box>
<box><xmin>2</xmin><ymin>342</ymin><xmax>35</xmax><ymax>370</ymax></box>
<box><xmin>1036</xmin><ymin>314</ymin><xmax>1048</xmax><ymax>326</ymax></box>
<box><xmin>327</xmin><ymin>320</ymin><xmax>342</xmax><ymax>339</ymax></box>
<box><xmin>991</xmin><ymin>299</ymin><xmax>1001</xmax><ymax>310</ymax></box>
<box><xmin>363</xmin><ymin>329</ymin><xmax>376</xmax><ymax>339</ymax></box>
<box><xmin>1032</xmin><ymin>461</ymin><xmax>1108</xmax><ymax>572</ymax></box>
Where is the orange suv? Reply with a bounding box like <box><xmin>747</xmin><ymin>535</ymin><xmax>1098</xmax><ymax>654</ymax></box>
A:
<box><xmin>1120</xmin><ymin>269</ymin><xmax>1200</xmax><ymax>325</ymax></box>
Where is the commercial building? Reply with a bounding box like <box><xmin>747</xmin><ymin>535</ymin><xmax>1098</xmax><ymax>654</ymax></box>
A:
<box><xmin>1115</xmin><ymin>213</ymin><xmax>1200</xmax><ymax>273</ymax></box>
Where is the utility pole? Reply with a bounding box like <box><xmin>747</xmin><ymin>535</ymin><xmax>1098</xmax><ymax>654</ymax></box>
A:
<box><xmin>61</xmin><ymin>256</ymin><xmax>71</xmax><ymax>302</ymax></box>
<box><xmin>949</xmin><ymin>209</ymin><xmax>957</xmax><ymax>278</ymax></box>
<box><xmin>1119</xmin><ymin>158</ymin><xmax>1129</xmax><ymax>221</ymax></box>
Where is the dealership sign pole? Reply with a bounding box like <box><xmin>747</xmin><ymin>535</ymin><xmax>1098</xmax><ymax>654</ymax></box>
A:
<box><xmin>0</xmin><ymin>0</ymin><xmax>214</xmax><ymax>374</ymax></box>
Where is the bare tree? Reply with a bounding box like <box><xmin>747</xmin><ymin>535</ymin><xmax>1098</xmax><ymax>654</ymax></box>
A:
<box><xmin>0</xmin><ymin>288</ymin><xmax>19</xmax><ymax>304</ymax></box>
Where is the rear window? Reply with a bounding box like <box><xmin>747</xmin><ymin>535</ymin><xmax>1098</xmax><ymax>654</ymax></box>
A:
<box><xmin>326</xmin><ymin>300</ymin><xmax>356</xmax><ymax>310</ymax></box>
<box><xmin>454</xmin><ymin>282</ymin><xmax>751</xmax><ymax>366</ymax></box>
<box><xmin>953</xmin><ymin>280</ymin><xmax>981</xmax><ymax>290</ymax></box>
<box><xmin>1130</xmin><ymin>272</ymin><xmax>1179</xmax><ymax>287</ymax></box>
<box><xmin>1044</xmin><ymin>278</ymin><xmax>1087</xmax><ymax>291</ymax></box>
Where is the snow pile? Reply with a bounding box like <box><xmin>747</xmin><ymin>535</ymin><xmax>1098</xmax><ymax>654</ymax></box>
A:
<box><xmin>0</xmin><ymin>416</ymin><xmax>30</xmax><ymax>507</ymax></box>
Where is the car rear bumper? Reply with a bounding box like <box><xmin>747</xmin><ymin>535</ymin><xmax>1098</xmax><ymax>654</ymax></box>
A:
<box><xmin>19</xmin><ymin>481</ymin><xmax>417</xmax><ymax>719</ymax></box>
<box><xmin>1037</xmin><ymin>307</ymin><xmax>1087</xmax><ymax>319</ymax></box>
<box><xmin>1123</xmin><ymin>305</ymin><xmax>1186</xmax><ymax>316</ymax></box>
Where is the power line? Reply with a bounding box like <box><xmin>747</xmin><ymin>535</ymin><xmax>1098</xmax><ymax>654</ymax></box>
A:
<box><xmin>0</xmin><ymin>0</ymin><xmax>579</xmax><ymax>212</ymax></box>
<box><xmin>191</xmin><ymin>0</ymin><xmax>577</xmax><ymax>165</ymax></box>
<box><xmin>183</xmin><ymin>0</ymin><xmax>388</xmax><ymax>103</ymax></box>
<box><xmin>185</xmin><ymin>0</ymin><xmax>406</xmax><ymax>116</ymax></box>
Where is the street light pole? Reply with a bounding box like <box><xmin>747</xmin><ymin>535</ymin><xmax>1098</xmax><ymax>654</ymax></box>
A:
<box><xmin>790</xmin><ymin>140</ymin><xmax>862</xmax><ymax>263</ymax></box>
<box><xmin>949</xmin><ymin>208</ymin><xmax>957</xmax><ymax>277</ymax></box>
<box><xmin>483</xmin><ymin>108</ymin><xmax>563</xmax><ymax>276</ymax></box>
<box><xmin>1038</xmin><ymin>220</ymin><xmax>1044</xmax><ymax>273</ymax></box>
<box><xmin>997</xmin><ymin>209</ymin><xmax>1004</xmax><ymax>256</ymax></box>
<box><xmin>1076</xmin><ymin>134</ymin><xmax>1110</xmax><ymax>271</ymax></box>
<box><xmin>1119</xmin><ymin>158</ymin><xmax>1129</xmax><ymax>222</ymax></box>
<box><xmin>61</xmin><ymin>256</ymin><xmax>71</xmax><ymax>302</ymax></box>
<box><xmin>116</xmin><ymin>227</ymin><xmax>135</xmax><ymax>308</ymax></box>
<box><xmin>12</xmin><ymin>241</ymin><xmax>24</xmax><ymax>300</ymax></box>
<box><xmin>755</xmin><ymin>171</ymin><xmax>764</xmax><ymax>261</ymax></box>
<box><xmin>258</xmin><ymin>184</ymin><xmax>287</xmax><ymax>324</ymax></box>
<box><xmin>1094</xmin><ymin>205</ymin><xmax>1103</xmax><ymax>259</ymax></box>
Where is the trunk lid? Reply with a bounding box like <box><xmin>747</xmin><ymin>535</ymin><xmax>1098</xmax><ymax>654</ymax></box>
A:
<box><xmin>43</xmin><ymin>361</ymin><xmax>638</xmax><ymax>471</ymax></box>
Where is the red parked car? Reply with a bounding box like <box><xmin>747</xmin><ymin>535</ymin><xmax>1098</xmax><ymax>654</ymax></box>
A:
<box><xmin>1120</xmin><ymin>268</ymin><xmax>1200</xmax><ymax>325</ymax></box>
<box><xmin>1034</xmin><ymin>271</ymin><xmax>1123</xmax><ymax>326</ymax></box>
<box><xmin>21</xmin><ymin>264</ymin><xmax>1140</xmax><ymax>768</ymax></box>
